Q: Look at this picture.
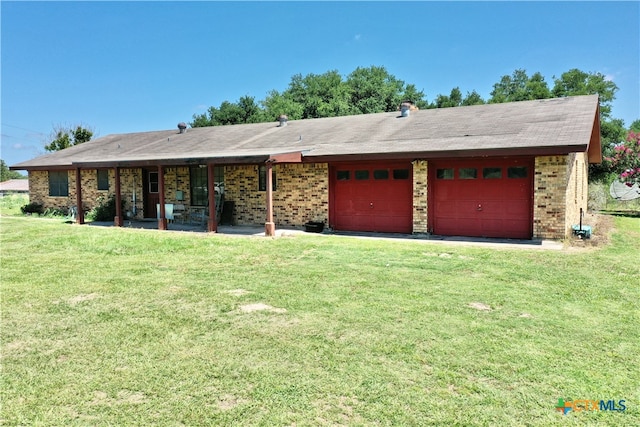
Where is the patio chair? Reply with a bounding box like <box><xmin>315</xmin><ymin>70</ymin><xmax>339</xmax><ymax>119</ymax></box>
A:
<box><xmin>173</xmin><ymin>204</ymin><xmax>186</xmax><ymax>223</ymax></box>
<box><xmin>156</xmin><ymin>203</ymin><xmax>175</xmax><ymax>222</ymax></box>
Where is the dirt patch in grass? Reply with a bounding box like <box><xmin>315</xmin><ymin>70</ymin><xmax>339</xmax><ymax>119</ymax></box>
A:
<box><xmin>67</xmin><ymin>293</ymin><xmax>99</xmax><ymax>305</ymax></box>
<box><xmin>216</xmin><ymin>394</ymin><xmax>246</xmax><ymax>410</ymax></box>
<box><xmin>468</xmin><ymin>302</ymin><xmax>492</xmax><ymax>311</ymax></box>
<box><xmin>239</xmin><ymin>303</ymin><xmax>286</xmax><ymax>313</ymax></box>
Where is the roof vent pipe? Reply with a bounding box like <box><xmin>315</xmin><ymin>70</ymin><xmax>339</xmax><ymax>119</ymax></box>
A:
<box><xmin>277</xmin><ymin>114</ymin><xmax>288</xmax><ymax>127</ymax></box>
<box><xmin>178</xmin><ymin>122</ymin><xmax>187</xmax><ymax>133</ymax></box>
<box><xmin>400</xmin><ymin>101</ymin><xmax>413</xmax><ymax>117</ymax></box>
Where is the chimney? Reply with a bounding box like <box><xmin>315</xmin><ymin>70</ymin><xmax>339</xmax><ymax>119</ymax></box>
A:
<box><xmin>177</xmin><ymin>122</ymin><xmax>187</xmax><ymax>133</ymax></box>
<box><xmin>277</xmin><ymin>114</ymin><xmax>288</xmax><ymax>127</ymax></box>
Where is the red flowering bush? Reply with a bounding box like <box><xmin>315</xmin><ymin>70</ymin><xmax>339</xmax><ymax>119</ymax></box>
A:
<box><xmin>606</xmin><ymin>131</ymin><xmax>640</xmax><ymax>184</ymax></box>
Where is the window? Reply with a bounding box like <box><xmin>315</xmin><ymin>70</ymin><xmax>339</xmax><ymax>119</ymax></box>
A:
<box><xmin>393</xmin><ymin>169</ymin><xmax>410</xmax><ymax>180</ymax></box>
<box><xmin>373</xmin><ymin>169</ymin><xmax>389</xmax><ymax>180</ymax></box>
<box><xmin>436</xmin><ymin>168</ymin><xmax>454</xmax><ymax>180</ymax></box>
<box><xmin>48</xmin><ymin>171</ymin><xmax>69</xmax><ymax>197</ymax></box>
<box><xmin>337</xmin><ymin>170</ymin><xmax>350</xmax><ymax>181</ymax></box>
<box><xmin>259</xmin><ymin>165</ymin><xmax>277</xmax><ymax>191</ymax></box>
<box><xmin>459</xmin><ymin>168</ymin><xmax>477</xmax><ymax>179</ymax></box>
<box><xmin>149</xmin><ymin>172</ymin><xmax>159</xmax><ymax>193</ymax></box>
<box><xmin>190</xmin><ymin>167</ymin><xmax>208</xmax><ymax>206</ymax></box>
<box><xmin>507</xmin><ymin>166</ymin><xmax>528</xmax><ymax>179</ymax></box>
<box><xmin>483</xmin><ymin>167</ymin><xmax>502</xmax><ymax>179</ymax></box>
<box><xmin>97</xmin><ymin>169</ymin><xmax>109</xmax><ymax>190</ymax></box>
<box><xmin>355</xmin><ymin>170</ymin><xmax>369</xmax><ymax>180</ymax></box>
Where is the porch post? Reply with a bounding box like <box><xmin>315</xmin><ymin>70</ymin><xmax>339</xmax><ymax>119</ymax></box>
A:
<box><xmin>265</xmin><ymin>161</ymin><xmax>275</xmax><ymax>236</ymax></box>
<box><xmin>114</xmin><ymin>167</ymin><xmax>123</xmax><ymax>227</ymax></box>
<box><xmin>207</xmin><ymin>163</ymin><xmax>217</xmax><ymax>232</ymax></box>
<box><xmin>158</xmin><ymin>165</ymin><xmax>167</xmax><ymax>230</ymax></box>
<box><xmin>75</xmin><ymin>168</ymin><xmax>85</xmax><ymax>224</ymax></box>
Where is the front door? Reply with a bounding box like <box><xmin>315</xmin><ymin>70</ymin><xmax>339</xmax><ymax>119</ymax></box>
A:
<box><xmin>143</xmin><ymin>169</ymin><xmax>160</xmax><ymax>218</ymax></box>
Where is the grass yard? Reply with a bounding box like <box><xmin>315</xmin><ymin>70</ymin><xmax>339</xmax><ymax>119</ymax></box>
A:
<box><xmin>1</xmin><ymin>215</ymin><xmax>638</xmax><ymax>426</ymax></box>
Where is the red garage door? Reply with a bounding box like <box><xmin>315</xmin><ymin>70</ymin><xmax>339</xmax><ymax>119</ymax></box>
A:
<box><xmin>330</xmin><ymin>162</ymin><xmax>413</xmax><ymax>233</ymax></box>
<box><xmin>430</xmin><ymin>158</ymin><xmax>533</xmax><ymax>239</ymax></box>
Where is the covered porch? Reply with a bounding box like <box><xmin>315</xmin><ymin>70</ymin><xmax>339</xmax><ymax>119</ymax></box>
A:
<box><xmin>71</xmin><ymin>151</ymin><xmax>303</xmax><ymax>236</ymax></box>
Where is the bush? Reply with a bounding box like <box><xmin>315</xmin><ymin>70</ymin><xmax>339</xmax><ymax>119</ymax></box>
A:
<box><xmin>90</xmin><ymin>194</ymin><xmax>126</xmax><ymax>222</ymax></box>
<box><xmin>20</xmin><ymin>202</ymin><xmax>44</xmax><ymax>215</ymax></box>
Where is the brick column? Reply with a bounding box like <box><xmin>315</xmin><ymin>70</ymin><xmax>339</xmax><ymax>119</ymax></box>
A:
<box><xmin>158</xmin><ymin>165</ymin><xmax>167</xmax><ymax>230</ymax></box>
<box><xmin>114</xmin><ymin>167</ymin><xmax>123</xmax><ymax>227</ymax></box>
<box><xmin>265</xmin><ymin>161</ymin><xmax>275</xmax><ymax>236</ymax></box>
<box><xmin>75</xmin><ymin>168</ymin><xmax>85</xmax><ymax>224</ymax></box>
<box><xmin>207</xmin><ymin>163</ymin><xmax>217</xmax><ymax>232</ymax></box>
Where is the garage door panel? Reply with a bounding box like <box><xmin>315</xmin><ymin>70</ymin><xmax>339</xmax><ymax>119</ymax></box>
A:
<box><xmin>432</xmin><ymin>159</ymin><xmax>533</xmax><ymax>239</ymax></box>
<box><xmin>331</xmin><ymin>162</ymin><xmax>413</xmax><ymax>233</ymax></box>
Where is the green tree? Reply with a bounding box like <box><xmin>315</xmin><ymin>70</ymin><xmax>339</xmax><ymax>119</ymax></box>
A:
<box><xmin>261</xmin><ymin>89</ymin><xmax>304</xmax><ymax>122</ymax></box>
<box><xmin>286</xmin><ymin>71</ymin><xmax>354</xmax><ymax>119</ymax></box>
<box><xmin>489</xmin><ymin>69</ymin><xmax>551</xmax><ymax>103</ymax></box>
<box><xmin>401</xmin><ymin>84</ymin><xmax>429</xmax><ymax>110</ymax></box>
<box><xmin>346</xmin><ymin>65</ymin><xmax>405</xmax><ymax>114</ymax></box>
<box><xmin>433</xmin><ymin>87</ymin><xmax>463</xmax><ymax>108</ymax></box>
<box><xmin>552</xmin><ymin>69</ymin><xmax>618</xmax><ymax>118</ymax></box>
<box><xmin>629</xmin><ymin>119</ymin><xmax>640</xmax><ymax>133</ymax></box>
<box><xmin>191</xmin><ymin>96</ymin><xmax>265</xmax><ymax>127</ymax></box>
<box><xmin>0</xmin><ymin>159</ymin><xmax>25</xmax><ymax>181</ymax></box>
<box><xmin>44</xmin><ymin>125</ymin><xmax>93</xmax><ymax>152</ymax></box>
<box><xmin>462</xmin><ymin>90</ymin><xmax>485</xmax><ymax>106</ymax></box>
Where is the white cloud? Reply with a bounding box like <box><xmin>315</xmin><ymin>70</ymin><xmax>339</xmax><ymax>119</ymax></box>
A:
<box><xmin>354</xmin><ymin>34</ymin><xmax>362</xmax><ymax>42</ymax></box>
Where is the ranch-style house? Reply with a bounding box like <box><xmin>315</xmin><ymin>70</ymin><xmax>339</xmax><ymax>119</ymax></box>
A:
<box><xmin>11</xmin><ymin>95</ymin><xmax>601</xmax><ymax>240</ymax></box>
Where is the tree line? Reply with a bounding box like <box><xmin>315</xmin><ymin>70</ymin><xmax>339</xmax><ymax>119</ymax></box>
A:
<box><xmin>190</xmin><ymin>66</ymin><xmax>638</xmax><ymax>183</ymax></box>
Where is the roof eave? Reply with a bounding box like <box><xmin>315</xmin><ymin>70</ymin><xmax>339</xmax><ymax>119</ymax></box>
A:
<box><xmin>302</xmin><ymin>145</ymin><xmax>589</xmax><ymax>163</ymax></box>
<box><xmin>587</xmin><ymin>104</ymin><xmax>602</xmax><ymax>164</ymax></box>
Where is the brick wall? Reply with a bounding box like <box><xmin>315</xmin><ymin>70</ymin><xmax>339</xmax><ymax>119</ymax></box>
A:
<box><xmin>533</xmin><ymin>153</ymin><xmax>588</xmax><ymax>239</ymax></box>
<box><xmin>563</xmin><ymin>152</ymin><xmax>589</xmax><ymax>236</ymax></box>
<box><xmin>160</xmin><ymin>167</ymin><xmax>192</xmax><ymax>207</ymax></box>
<box><xmin>412</xmin><ymin>160</ymin><xmax>428</xmax><ymax>233</ymax></box>
<box><xmin>27</xmin><ymin>169</ymin><xmax>113</xmax><ymax>213</ymax></box>
<box><xmin>224</xmin><ymin>163</ymin><xmax>329</xmax><ymax>227</ymax></box>
<box><xmin>118</xmin><ymin>168</ymin><xmax>143</xmax><ymax>219</ymax></box>
<box><xmin>29</xmin><ymin>168</ymin><xmax>146</xmax><ymax>218</ymax></box>
<box><xmin>27</xmin><ymin>171</ymin><xmax>52</xmax><ymax>207</ymax></box>
<box><xmin>28</xmin><ymin>156</ymin><xmax>587</xmax><ymax>239</ymax></box>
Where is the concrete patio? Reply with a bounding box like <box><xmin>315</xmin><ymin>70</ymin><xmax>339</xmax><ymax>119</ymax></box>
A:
<box><xmin>85</xmin><ymin>219</ymin><xmax>563</xmax><ymax>250</ymax></box>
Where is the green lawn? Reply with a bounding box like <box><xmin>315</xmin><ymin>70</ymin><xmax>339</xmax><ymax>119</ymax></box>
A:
<box><xmin>1</xmin><ymin>215</ymin><xmax>638</xmax><ymax>426</ymax></box>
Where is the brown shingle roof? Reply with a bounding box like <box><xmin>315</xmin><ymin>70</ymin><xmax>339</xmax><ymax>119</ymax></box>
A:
<box><xmin>11</xmin><ymin>95</ymin><xmax>600</xmax><ymax>170</ymax></box>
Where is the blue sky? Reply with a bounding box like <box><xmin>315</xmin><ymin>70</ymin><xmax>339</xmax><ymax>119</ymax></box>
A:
<box><xmin>2</xmin><ymin>1</ymin><xmax>639</xmax><ymax>167</ymax></box>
